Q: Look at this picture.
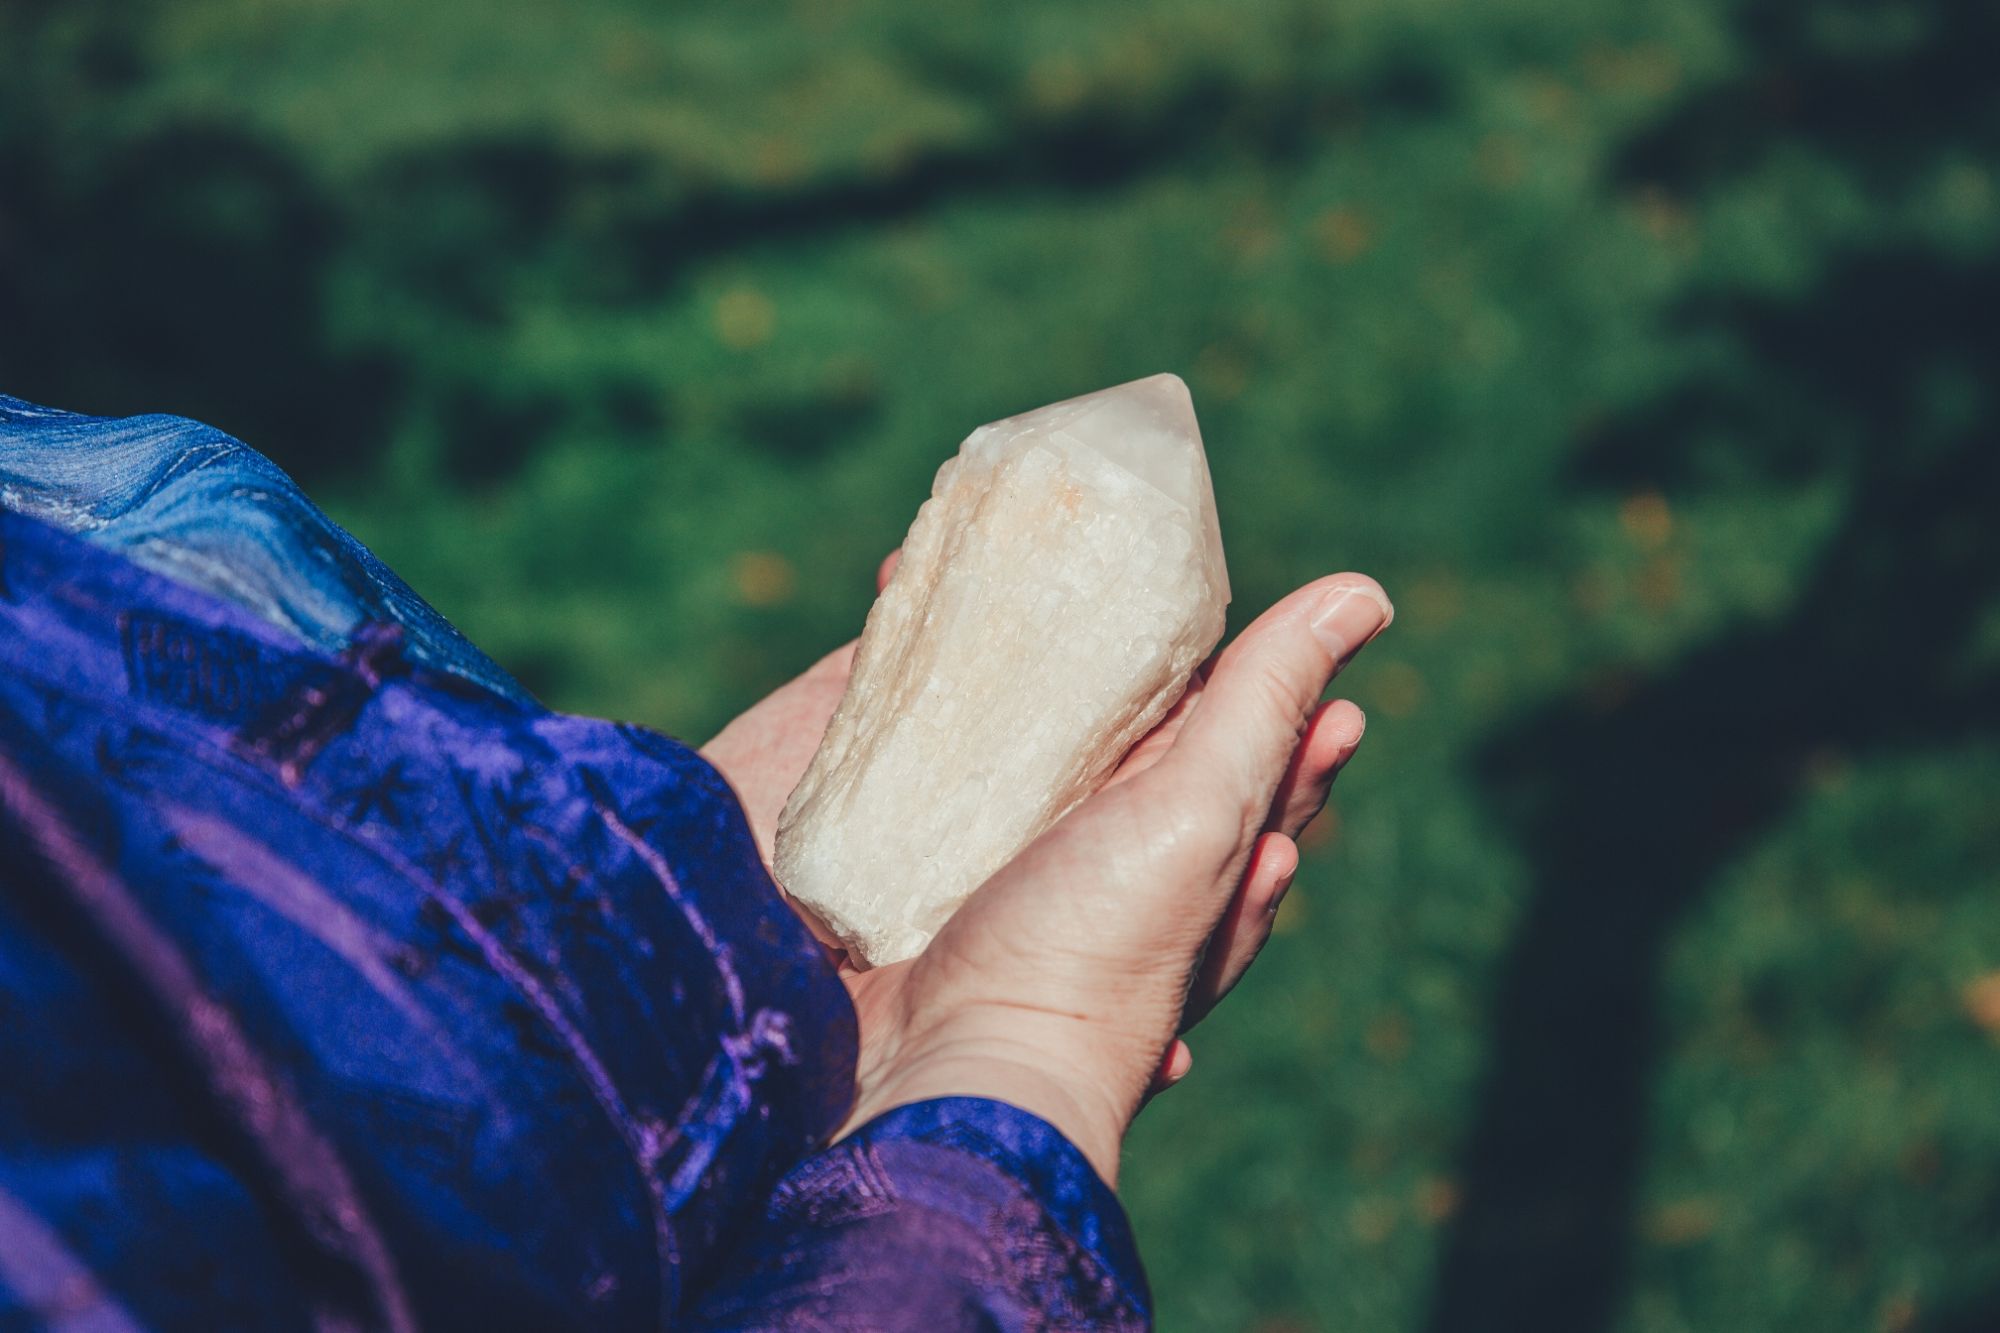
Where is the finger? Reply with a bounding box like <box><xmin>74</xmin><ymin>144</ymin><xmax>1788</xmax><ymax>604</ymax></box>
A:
<box><xmin>1184</xmin><ymin>831</ymin><xmax>1298</xmax><ymax>1025</ymax></box>
<box><xmin>1146</xmin><ymin>1039</ymin><xmax>1194</xmax><ymax>1097</ymax></box>
<box><xmin>1267</xmin><ymin>699</ymin><xmax>1366</xmax><ymax>838</ymax></box>
<box><xmin>804</xmin><ymin>638</ymin><xmax>859</xmax><ymax>681</ymax></box>
<box><xmin>1161</xmin><ymin>575</ymin><xmax>1390</xmax><ymax>835</ymax></box>
<box><xmin>876</xmin><ymin>548</ymin><xmax>902</xmax><ymax>593</ymax></box>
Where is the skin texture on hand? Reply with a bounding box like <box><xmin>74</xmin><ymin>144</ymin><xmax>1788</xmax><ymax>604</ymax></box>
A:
<box><xmin>703</xmin><ymin>553</ymin><xmax>1391</xmax><ymax>1184</ymax></box>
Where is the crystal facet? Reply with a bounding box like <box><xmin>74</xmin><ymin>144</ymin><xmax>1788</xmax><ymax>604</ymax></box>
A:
<box><xmin>773</xmin><ymin>374</ymin><xmax>1230</xmax><ymax>966</ymax></box>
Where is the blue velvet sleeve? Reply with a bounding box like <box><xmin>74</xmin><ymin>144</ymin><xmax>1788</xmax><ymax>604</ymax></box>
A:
<box><xmin>688</xmin><ymin>1099</ymin><xmax>1149</xmax><ymax>1330</ymax></box>
<box><xmin>0</xmin><ymin>398</ymin><xmax>1152</xmax><ymax>1330</ymax></box>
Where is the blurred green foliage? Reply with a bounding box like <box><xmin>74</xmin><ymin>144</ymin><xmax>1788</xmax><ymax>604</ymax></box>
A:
<box><xmin>5</xmin><ymin>0</ymin><xmax>1997</xmax><ymax>1328</ymax></box>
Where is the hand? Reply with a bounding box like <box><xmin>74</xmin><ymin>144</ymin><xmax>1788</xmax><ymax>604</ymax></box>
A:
<box><xmin>705</xmin><ymin>564</ymin><xmax>1392</xmax><ymax>1184</ymax></box>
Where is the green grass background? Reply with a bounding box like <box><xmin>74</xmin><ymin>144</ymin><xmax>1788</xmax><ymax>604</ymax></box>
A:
<box><xmin>6</xmin><ymin>1</ymin><xmax>1997</xmax><ymax>1328</ymax></box>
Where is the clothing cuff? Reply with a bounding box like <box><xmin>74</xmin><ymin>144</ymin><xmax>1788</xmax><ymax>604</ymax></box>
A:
<box><xmin>842</xmin><ymin>1096</ymin><xmax>1148</xmax><ymax>1311</ymax></box>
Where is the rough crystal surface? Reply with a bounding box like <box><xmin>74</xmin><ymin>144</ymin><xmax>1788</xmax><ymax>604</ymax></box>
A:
<box><xmin>773</xmin><ymin>374</ymin><xmax>1230</xmax><ymax>966</ymax></box>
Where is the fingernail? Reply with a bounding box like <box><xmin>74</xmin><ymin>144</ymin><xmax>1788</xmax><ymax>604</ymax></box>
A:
<box><xmin>1310</xmin><ymin>585</ymin><xmax>1392</xmax><ymax>661</ymax></box>
<box><xmin>1265</xmin><ymin>872</ymin><xmax>1296</xmax><ymax>916</ymax></box>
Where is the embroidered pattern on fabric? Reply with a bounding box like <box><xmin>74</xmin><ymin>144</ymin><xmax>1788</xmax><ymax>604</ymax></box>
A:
<box><xmin>770</xmin><ymin>1143</ymin><xmax>899</xmax><ymax>1226</ymax></box>
<box><xmin>120</xmin><ymin>610</ymin><xmax>304</xmax><ymax>726</ymax></box>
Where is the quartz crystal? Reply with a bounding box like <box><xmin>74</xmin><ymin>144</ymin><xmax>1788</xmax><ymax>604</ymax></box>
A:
<box><xmin>773</xmin><ymin>374</ymin><xmax>1230</xmax><ymax>966</ymax></box>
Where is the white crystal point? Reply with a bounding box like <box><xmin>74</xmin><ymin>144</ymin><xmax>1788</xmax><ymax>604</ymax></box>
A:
<box><xmin>773</xmin><ymin>373</ymin><xmax>1231</xmax><ymax>966</ymax></box>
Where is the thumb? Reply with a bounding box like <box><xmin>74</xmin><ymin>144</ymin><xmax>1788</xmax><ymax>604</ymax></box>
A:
<box><xmin>1162</xmin><ymin>575</ymin><xmax>1392</xmax><ymax>827</ymax></box>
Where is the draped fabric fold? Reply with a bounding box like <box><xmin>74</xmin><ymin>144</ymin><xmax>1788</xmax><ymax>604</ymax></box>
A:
<box><xmin>0</xmin><ymin>399</ymin><xmax>1149</xmax><ymax>1331</ymax></box>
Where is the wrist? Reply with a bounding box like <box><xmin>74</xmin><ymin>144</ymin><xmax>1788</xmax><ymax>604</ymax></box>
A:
<box><xmin>839</xmin><ymin>1032</ymin><xmax>1134</xmax><ymax>1185</ymax></box>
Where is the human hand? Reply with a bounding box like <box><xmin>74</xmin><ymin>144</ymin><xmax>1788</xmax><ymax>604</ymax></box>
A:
<box><xmin>705</xmin><ymin>564</ymin><xmax>1390</xmax><ymax>1184</ymax></box>
<box><xmin>834</xmin><ymin>574</ymin><xmax>1389</xmax><ymax>1182</ymax></box>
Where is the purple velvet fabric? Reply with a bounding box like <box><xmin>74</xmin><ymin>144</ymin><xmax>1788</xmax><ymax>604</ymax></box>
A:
<box><xmin>0</xmin><ymin>403</ymin><xmax>1148</xmax><ymax>1330</ymax></box>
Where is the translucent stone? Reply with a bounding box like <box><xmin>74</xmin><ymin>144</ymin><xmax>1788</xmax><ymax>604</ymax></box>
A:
<box><xmin>774</xmin><ymin>374</ymin><xmax>1230</xmax><ymax>966</ymax></box>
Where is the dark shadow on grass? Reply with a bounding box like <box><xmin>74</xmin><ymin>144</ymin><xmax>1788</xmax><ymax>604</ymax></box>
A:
<box><xmin>0</xmin><ymin>0</ymin><xmax>400</xmax><ymax>480</ymax></box>
<box><xmin>1425</xmin><ymin>1</ymin><xmax>2000</xmax><ymax>1328</ymax></box>
<box><xmin>0</xmin><ymin>111</ymin><xmax>402</xmax><ymax>483</ymax></box>
<box><xmin>1926</xmin><ymin>1288</ymin><xmax>2000</xmax><ymax>1333</ymax></box>
<box><xmin>1429</xmin><ymin>363</ymin><xmax>1999</xmax><ymax>1331</ymax></box>
<box><xmin>1616</xmin><ymin>0</ymin><xmax>2000</xmax><ymax>191</ymax></box>
<box><xmin>6</xmin><ymin>0</ymin><xmax>1457</xmax><ymax>488</ymax></box>
<box><xmin>360</xmin><ymin>52</ymin><xmax>1454</xmax><ymax>326</ymax></box>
